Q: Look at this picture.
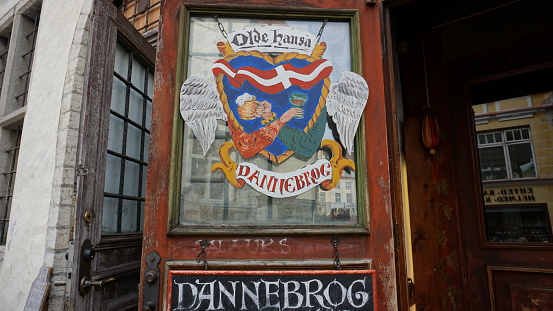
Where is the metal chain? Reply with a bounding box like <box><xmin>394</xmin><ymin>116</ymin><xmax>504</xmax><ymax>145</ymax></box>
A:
<box><xmin>196</xmin><ymin>239</ymin><xmax>210</xmax><ymax>270</ymax></box>
<box><xmin>331</xmin><ymin>236</ymin><xmax>342</xmax><ymax>270</ymax></box>
<box><xmin>214</xmin><ymin>15</ymin><xmax>327</xmax><ymax>44</ymax></box>
<box><xmin>213</xmin><ymin>14</ymin><xmax>228</xmax><ymax>40</ymax></box>
<box><xmin>315</xmin><ymin>19</ymin><xmax>328</xmax><ymax>44</ymax></box>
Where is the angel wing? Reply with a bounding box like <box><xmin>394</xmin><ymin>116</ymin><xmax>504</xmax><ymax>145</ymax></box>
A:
<box><xmin>326</xmin><ymin>71</ymin><xmax>369</xmax><ymax>153</ymax></box>
<box><xmin>180</xmin><ymin>74</ymin><xmax>227</xmax><ymax>156</ymax></box>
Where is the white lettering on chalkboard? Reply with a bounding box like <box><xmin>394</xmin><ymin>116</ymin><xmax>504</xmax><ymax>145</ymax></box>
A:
<box><xmin>173</xmin><ymin>277</ymin><xmax>370</xmax><ymax>310</ymax></box>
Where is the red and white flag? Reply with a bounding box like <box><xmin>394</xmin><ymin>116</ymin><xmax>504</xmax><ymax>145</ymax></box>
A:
<box><xmin>212</xmin><ymin>59</ymin><xmax>333</xmax><ymax>94</ymax></box>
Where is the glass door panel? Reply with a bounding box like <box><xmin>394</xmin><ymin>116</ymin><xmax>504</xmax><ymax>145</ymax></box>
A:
<box><xmin>474</xmin><ymin>91</ymin><xmax>553</xmax><ymax>244</ymax></box>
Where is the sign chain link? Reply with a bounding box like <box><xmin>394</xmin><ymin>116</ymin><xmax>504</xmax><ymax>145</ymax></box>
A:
<box><xmin>213</xmin><ymin>14</ymin><xmax>228</xmax><ymax>40</ymax></box>
<box><xmin>315</xmin><ymin>19</ymin><xmax>328</xmax><ymax>44</ymax></box>
<box><xmin>214</xmin><ymin>15</ymin><xmax>328</xmax><ymax>44</ymax></box>
<box><xmin>196</xmin><ymin>239</ymin><xmax>210</xmax><ymax>270</ymax></box>
<box><xmin>331</xmin><ymin>236</ymin><xmax>342</xmax><ymax>270</ymax></box>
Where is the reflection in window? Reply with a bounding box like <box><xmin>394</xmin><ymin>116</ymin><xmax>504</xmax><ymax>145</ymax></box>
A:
<box><xmin>477</xmin><ymin>128</ymin><xmax>536</xmax><ymax>181</ymax></box>
<box><xmin>180</xmin><ymin>16</ymin><xmax>358</xmax><ymax>226</ymax></box>
<box><xmin>484</xmin><ymin>205</ymin><xmax>551</xmax><ymax>243</ymax></box>
<box><xmin>347</xmin><ymin>193</ymin><xmax>353</xmax><ymax>203</ymax></box>
<box><xmin>474</xmin><ymin>91</ymin><xmax>553</xmax><ymax>244</ymax></box>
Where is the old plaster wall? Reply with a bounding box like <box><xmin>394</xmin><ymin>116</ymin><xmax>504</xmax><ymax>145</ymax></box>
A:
<box><xmin>0</xmin><ymin>0</ymin><xmax>92</xmax><ymax>309</ymax></box>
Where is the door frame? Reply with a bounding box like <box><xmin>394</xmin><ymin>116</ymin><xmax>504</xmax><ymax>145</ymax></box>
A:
<box><xmin>140</xmin><ymin>1</ymin><xmax>407</xmax><ymax>310</ymax></box>
<box><xmin>71</xmin><ymin>0</ymin><xmax>155</xmax><ymax>309</ymax></box>
<box><xmin>454</xmin><ymin>63</ymin><xmax>553</xmax><ymax>310</ymax></box>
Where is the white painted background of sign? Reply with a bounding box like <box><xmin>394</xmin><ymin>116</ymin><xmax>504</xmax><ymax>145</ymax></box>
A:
<box><xmin>227</xmin><ymin>26</ymin><xmax>317</xmax><ymax>54</ymax></box>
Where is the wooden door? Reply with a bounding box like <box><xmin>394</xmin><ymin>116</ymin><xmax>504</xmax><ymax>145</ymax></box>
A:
<box><xmin>141</xmin><ymin>1</ymin><xmax>404</xmax><ymax>310</ymax></box>
<box><xmin>455</xmin><ymin>65</ymin><xmax>553</xmax><ymax>310</ymax></box>
<box><xmin>71</xmin><ymin>0</ymin><xmax>155</xmax><ymax>309</ymax></box>
<box><xmin>397</xmin><ymin>1</ymin><xmax>553</xmax><ymax>309</ymax></box>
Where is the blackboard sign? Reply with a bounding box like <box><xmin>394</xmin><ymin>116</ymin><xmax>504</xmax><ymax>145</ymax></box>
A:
<box><xmin>168</xmin><ymin>270</ymin><xmax>376</xmax><ymax>311</ymax></box>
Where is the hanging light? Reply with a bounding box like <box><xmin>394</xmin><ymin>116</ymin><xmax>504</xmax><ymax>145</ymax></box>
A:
<box><xmin>422</xmin><ymin>106</ymin><xmax>440</xmax><ymax>155</ymax></box>
<box><xmin>420</xmin><ymin>39</ymin><xmax>440</xmax><ymax>155</ymax></box>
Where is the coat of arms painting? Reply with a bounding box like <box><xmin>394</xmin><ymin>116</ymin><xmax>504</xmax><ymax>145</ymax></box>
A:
<box><xmin>179</xmin><ymin>17</ymin><xmax>368</xmax><ymax>226</ymax></box>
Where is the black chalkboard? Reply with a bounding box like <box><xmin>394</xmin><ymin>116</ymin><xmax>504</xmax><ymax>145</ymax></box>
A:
<box><xmin>169</xmin><ymin>270</ymin><xmax>375</xmax><ymax>311</ymax></box>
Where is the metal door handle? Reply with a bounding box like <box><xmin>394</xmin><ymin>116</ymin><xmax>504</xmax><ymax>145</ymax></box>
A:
<box><xmin>407</xmin><ymin>277</ymin><xmax>415</xmax><ymax>306</ymax></box>
<box><xmin>81</xmin><ymin>277</ymin><xmax>116</xmax><ymax>289</ymax></box>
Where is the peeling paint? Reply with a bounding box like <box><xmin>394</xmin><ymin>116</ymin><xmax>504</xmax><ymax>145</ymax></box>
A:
<box><xmin>379</xmin><ymin>237</ymin><xmax>399</xmax><ymax>311</ymax></box>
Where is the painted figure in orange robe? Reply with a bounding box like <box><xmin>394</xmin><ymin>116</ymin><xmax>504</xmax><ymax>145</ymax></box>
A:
<box><xmin>232</xmin><ymin>93</ymin><xmax>302</xmax><ymax>158</ymax></box>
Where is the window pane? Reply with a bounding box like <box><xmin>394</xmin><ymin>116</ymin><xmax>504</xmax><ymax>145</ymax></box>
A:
<box><xmin>111</xmin><ymin>78</ymin><xmax>127</xmax><ymax>115</ymax></box>
<box><xmin>123</xmin><ymin>161</ymin><xmax>140</xmax><ymax>197</ymax></box>
<box><xmin>147</xmin><ymin>72</ymin><xmax>154</xmax><ymax>97</ymax></box>
<box><xmin>131</xmin><ymin>58</ymin><xmax>146</xmax><ymax>89</ymax></box>
<box><xmin>114</xmin><ymin>43</ymin><xmax>129</xmax><ymax>76</ymax></box>
<box><xmin>179</xmin><ymin>17</ymin><xmax>358</xmax><ymax>226</ymax></box>
<box><xmin>479</xmin><ymin>146</ymin><xmax>508</xmax><ymax>180</ymax></box>
<box><xmin>522</xmin><ymin>128</ymin><xmax>530</xmax><ymax>139</ymax></box>
<box><xmin>146</xmin><ymin>100</ymin><xmax>152</xmax><ymax>130</ymax></box>
<box><xmin>478</xmin><ymin>134</ymin><xmax>486</xmax><ymax>145</ymax></box>
<box><xmin>102</xmin><ymin>197</ymin><xmax>119</xmax><ymax>233</ymax></box>
<box><xmin>485</xmin><ymin>205</ymin><xmax>551</xmax><ymax>243</ymax></box>
<box><xmin>475</xmin><ymin>91</ymin><xmax>552</xmax><ymax>244</ymax></box>
<box><xmin>102</xmin><ymin>42</ymin><xmax>152</xmax><ymax>234</ymax></box>
<box><xmin>107</xmin><ymin>114</ymin><xmax>124</xmax><ymax>153</ymax></box>
<box><xmin>508</xmin><ymin>143</ymin><xmax>536</xmax><ymax>178</ymax></box>
<box><xmin>120</xmin><ymin>199</ymin><xmax>139</xmax><ymax>232</ymax></box>
<box><xmin>126</xmin><ymin>124</ymin><xmax>142</xmax><ymax>160</ymax></box>
<box><xmin>129</xmin><ymin>89</ymin><xmax>144</xmax><ymax>124</ymax></box>
<box><xmin>104</xmin><ymin>154</ymin><xmax>121</xmax><ymax>194</ymax></box>
<box><xmin>142</xmin><ymin>168</ymin><xmax>148</xmax><ymax>197</ymax></box>
<box><xmin>143</xmin><ymin>133</ymin><xmax>150</xmax><ymax>162</ymax></box>
<box><xmin>506</xmin><ymin>131</ymin><xmax>513</xmax><ymax>141</ymax></box>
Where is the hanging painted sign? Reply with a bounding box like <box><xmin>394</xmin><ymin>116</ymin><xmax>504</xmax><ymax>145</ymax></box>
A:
<box><xmin>180</xmin><ymin>24</ymin><xmax>368</xmax><ymax>198</ymax></box>
<box><xmin>168</xmin><ymin>270</ymin><xmax>376</xmax><ymax>311</ymax></box>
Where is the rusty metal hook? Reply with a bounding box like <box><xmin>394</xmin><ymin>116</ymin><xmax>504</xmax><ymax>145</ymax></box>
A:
<box><xmin>196</xmin><ymin>239</ymin><xmax>210</xmax><ymax>270</ymax></box>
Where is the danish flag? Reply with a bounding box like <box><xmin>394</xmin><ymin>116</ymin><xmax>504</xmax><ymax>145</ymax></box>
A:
<box><xmin>212</xmin><ymin>59</ymin><xmax>333</xmax><ymax>94</ymax></box>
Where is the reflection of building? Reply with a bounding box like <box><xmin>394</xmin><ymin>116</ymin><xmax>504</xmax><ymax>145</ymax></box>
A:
<box><xmin>318</xmin><ymin>169</ymin><xmax>357</xmax><ymax>221</ymax></box>
<box><xmin>474</xmin><ymin>92</ymin><xmax>553</xmax><ymax>242</ymax></box>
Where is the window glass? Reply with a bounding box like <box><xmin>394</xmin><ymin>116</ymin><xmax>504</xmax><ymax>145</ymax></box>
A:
<box><xmin>507</xmin><ymin>143</ymin><xmax>536</xmax><ymax>179</ymax></box>
<box><xmin>479</xmin><ymin>146</ymin><xmax>508</xmax><ymax>180</ymax></box>
<box><xmin>179</xmin><ymin>16</ymin><xmax>360</xmax><ymax>226</ymax></box>
<box><xmin>477</xmin><ymin>128</ymin><xmax>537</xmax><ymax>181</ymax></box>
<box><xmin>474</xmin><ymin>91</ymin><xmax>553</xmax><ymax>244</ymax></box>
<box><xmin>102</xmin><ymin>42</ymin><xmax>153</xmax><ymax>234</ymax></box>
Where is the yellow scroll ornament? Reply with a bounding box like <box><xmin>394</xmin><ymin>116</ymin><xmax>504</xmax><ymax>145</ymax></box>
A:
<box><xmin>211</xmin><ymin>139</ymin><xmax>354</xmax><ymax>192</ymax></box>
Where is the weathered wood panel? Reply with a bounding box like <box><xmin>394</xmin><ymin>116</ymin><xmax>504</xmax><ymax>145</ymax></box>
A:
<box><xmin>142</xmin><ymin>0</ymin><xmax>400</xmax><ymax>310</ymax></box>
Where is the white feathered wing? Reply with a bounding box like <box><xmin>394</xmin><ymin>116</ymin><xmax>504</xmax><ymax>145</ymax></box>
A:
<box><xmin>326</xmin><ymin>71</ymin><xmax>369</xmax><ymax>153</ymax></box>
<box><xmin>180</xmin><ymin>74</ymin><xmax>227</xmax><ymax>156</ymax></box>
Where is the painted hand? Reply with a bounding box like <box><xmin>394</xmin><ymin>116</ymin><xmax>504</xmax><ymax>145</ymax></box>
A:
<box><xmin>279</xmin><ymin>108</ymin><xmax>303</xmax><ymax>123</ymax></box>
